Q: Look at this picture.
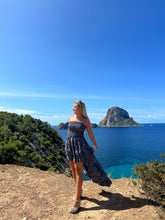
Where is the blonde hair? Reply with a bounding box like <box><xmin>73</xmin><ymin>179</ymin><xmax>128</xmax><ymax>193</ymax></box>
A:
<box><xmin>74</xmin><ymin>100</ymin><xmax>89</xmax><ymax>119</ymax></box>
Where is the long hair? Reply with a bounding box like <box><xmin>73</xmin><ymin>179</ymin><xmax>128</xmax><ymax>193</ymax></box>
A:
<box><xmin>74</xmin><ymin>100</ymin><xmax>89</xmax><ymax>119</ymax></box>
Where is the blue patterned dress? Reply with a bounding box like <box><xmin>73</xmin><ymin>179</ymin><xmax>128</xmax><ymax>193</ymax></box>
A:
<box><xmin>65</xmin><ymin>121</ymin><xmax>112</xmax><ymax>187</ymax></box>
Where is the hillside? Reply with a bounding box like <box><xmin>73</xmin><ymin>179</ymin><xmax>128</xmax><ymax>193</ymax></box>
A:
<box><xmin>99</xmin><ymin>107</ymin><xmax>142</xmax><ymax>127</ymax></box>
<box><xmin>0</xmin><ymin>164</ymin><xmax>164</xmax><ymax>220</ymax></box>
<box><xmin>0</xmin><ymin>112</ymin><xmax>70</xmax><ymax>173</ymax></box>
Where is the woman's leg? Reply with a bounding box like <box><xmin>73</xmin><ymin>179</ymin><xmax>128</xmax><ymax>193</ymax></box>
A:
<box><xmin>72</xmin><ymin>161</ymin><xmax>83</xmax><ymax>208</ymax></box>
<box><xmin>69</xmin><ymin>160</ymin><xmax>76</xmax><ymax>183</ymax></box>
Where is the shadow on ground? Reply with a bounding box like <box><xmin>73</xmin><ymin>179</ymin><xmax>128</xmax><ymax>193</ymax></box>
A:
<box><xmin>79</xmin><ymin>189</ymin><xmax>156</xmax><ymax>212</ymax></box>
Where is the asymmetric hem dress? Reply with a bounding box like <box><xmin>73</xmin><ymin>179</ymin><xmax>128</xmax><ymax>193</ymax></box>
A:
<box><xmin>65</xmin><ymin>121</ymin><xmax>112</xmax><ymax>187</ymax></box>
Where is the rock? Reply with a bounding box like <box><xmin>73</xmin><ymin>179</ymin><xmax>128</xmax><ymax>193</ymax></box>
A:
<box><xmin>91</xmin><ymin>123</ymin><xmax>98</xmax><ymax>128</ymax></box>
<box><xmin>55</xmin><ymin>122</ymin><xmax>69</xmax><ymax>129</ymax></box>
<box><xmin>99</xmin><ymin>106</ymin><xmax>142</xmax><ymax>127</ymax></box>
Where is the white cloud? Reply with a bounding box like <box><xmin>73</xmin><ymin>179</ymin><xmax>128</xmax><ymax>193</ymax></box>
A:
<box><xmin>0</xmin><ymin>106</ymin><xmax>70</xmax><ymax>124</ymax></box>
<box><xmin>33</xmin><ymin>114</ymin><xmax>69</xmax><ymax>125</ymax></box>
<box><xmin>35</xmin><ymin>115</ymin><xmax>68</xmax><ymax>120</ymax></box>
<box><xmin>88</xmin><ymin>112</ymin><xmax>105</xmax><ymax>120</ymax></box>
<box><xmin>130</xmin><ymin>110</ymin><xmax>165</xmax><ymax>123</ymax></box>
<box><xmin>0</xmin><ymin>106</ymin><xmax>38</xmax><ymax>115</ymax></box>
<box><xmin>0</xmin><ymin>91</ymin><xmax>113</xmax><ymax>100</ymax></box>
<box><xmin>13</xmin><ymin>109</ymin><xmax>38</xmax><ymax>114</ymax></box>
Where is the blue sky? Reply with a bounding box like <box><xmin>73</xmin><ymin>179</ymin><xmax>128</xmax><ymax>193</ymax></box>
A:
<box><xmin>0</xmin><ymin>0</ymin><xmax>165</xmax><ymax>125</ymax></box>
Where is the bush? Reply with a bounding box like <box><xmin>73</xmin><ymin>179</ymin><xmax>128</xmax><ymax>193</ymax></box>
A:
<box><xmin>35</xmin><ymin>160</ymin><xmax>50</xmax><ymax>171</ymax></box>
<box><xmin>0</xmin><ymin>144</ymin><xmax>19</xmax><ymax>164</ymax></box>
<box><xmin>133</xmin><ymin>153</ymin><xmax>165</xmax><ymax>205</ymax></box>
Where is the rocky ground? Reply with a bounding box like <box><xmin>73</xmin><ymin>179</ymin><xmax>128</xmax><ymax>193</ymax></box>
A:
<box><xmin>0</xmin><ymin>164</ymin><xmax>164</xmax><ymax>220</ymax></box>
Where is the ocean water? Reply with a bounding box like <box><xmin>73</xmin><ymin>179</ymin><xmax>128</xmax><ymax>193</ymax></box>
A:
<box><xmin>55</xmin><ymin>123</ymin><xmax>165</xmax><ymax>179</ymax></box>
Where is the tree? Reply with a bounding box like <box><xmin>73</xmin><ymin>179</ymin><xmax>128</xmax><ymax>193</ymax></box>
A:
<box><xmin>0</xmin><ymin>143</ymin><xmax>19</xmax><ymax>164</ymax></box>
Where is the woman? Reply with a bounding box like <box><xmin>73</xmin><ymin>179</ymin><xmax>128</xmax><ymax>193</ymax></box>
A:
<box><xmin>65</xmin><ymin>100</ymin><xmax>111</xmax><ymax>214</ymax></box>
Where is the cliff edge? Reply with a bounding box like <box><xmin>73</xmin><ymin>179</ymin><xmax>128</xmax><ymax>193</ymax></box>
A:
<box><xmin>0</xmin><ymin>164</ymin><xmax>163</xmax><ymax>220</ymax></box>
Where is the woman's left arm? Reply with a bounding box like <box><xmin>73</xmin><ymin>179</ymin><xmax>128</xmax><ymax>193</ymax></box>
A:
<box><xmin>86</xmin><ymin>119</ymin><xmax>99</xmax><ymax>151</ymax></box>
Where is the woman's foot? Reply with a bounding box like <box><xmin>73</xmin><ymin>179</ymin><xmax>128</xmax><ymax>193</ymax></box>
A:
<box><xmin>70</xmin><ymin>199</ymin><xmax>81</xmax><ymax>213</ymax></box>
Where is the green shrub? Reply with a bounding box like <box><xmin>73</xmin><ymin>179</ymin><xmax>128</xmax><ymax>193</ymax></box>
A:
<box><xmin>133</xmin><ymin>153</ymin><xmax>165</xmax><ymax>205</ymax></box>
<box><xmin>0</xmin><ymin>144</ymin><xmax>19</xmax><ymax>164</ymax></box>
<box><xmin>29</xmin><ymin>152</ymin><xmax>40</xmax><ymax>163</ymax></box>
<box><xmin>35</xmin><ymin>159</ymin><xmax>50</xmax><ymax>171</ymax></box>
<box><xmin>47</xmin><ymin>167</ymin><xmax>56</xmax><ymax>172</ymax></box>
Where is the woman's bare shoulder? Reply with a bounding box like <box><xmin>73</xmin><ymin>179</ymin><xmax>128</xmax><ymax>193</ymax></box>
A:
<box><xmin>68</xmin><ymin>116</ymin><xmax>75</xmax><ymax>122</ymax></box>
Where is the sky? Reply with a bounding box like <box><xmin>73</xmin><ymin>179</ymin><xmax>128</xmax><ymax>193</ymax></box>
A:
<box><xmin>0</xmin><ymin>0</ymin><xmax>165</xmax><ymax>125</ymax></box>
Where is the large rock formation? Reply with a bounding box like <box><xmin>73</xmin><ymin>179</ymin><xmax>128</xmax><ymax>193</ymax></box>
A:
<box><xmin>99</xmin><ymin>106</ymin><xmax>141</xmax><ymax>127</ymax></box>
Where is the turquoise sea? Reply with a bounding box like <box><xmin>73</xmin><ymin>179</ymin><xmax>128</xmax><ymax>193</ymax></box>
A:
<box><xmin>55</xmin><ymin>123</ymin><xmax>165</xmax><ymax>179</ymax></box>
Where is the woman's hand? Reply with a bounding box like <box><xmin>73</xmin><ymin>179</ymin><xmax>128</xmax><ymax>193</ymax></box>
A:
<box><xmin>94</xmin><ymin>145</ymin><xmax>99</xmax><ymax>151</ymax></box>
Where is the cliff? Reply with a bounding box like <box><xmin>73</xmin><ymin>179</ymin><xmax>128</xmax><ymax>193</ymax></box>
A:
<box><xmin>99</xmin><ymin>107</ymin><xmax>142</xmax><ymax>127</ymax></box>
<box><xmin>0</xmin><ymin>164</ymin><xmax>163</xmax><ymax>220</ymax></box>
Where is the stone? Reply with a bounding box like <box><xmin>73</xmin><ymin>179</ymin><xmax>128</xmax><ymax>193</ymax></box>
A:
<box><xmin>99</xmin><ymin>106</ymin><xmax>142</xmax><ymax>127</ymax></box>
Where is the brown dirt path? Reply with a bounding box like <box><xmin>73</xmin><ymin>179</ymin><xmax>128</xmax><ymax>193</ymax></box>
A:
<box><xmin>0</xmin><ymin>164</ymin><xmax>164</xmax><ymax>220</ymax></box>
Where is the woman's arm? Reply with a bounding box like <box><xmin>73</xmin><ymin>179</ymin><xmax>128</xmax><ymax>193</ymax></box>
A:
<box><xmin>67</xmin><ymin>117</ymin><xmax>72</xmax><ymax>136</ymax></box>
<box><xmin>86</xmin><ymin>119</ymin><xmax>99</xmax><ymax>151</ymax></box>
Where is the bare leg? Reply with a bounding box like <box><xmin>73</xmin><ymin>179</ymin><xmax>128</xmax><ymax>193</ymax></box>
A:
<box><xmin>72</xmin><ymin>162</ymin><xmax>83</xmax><ymax>208</ymax></box>
<box><xmin>69</xmin><ymin>160</ymin><xmax>76</xmax><ymax>184</ymax></box>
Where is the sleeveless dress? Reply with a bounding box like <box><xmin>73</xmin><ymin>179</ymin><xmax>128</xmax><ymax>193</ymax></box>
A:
<box><xmin>65</xmin><ymin>121</ymin><xmax>112</xmax><ymax>187</ymax></box>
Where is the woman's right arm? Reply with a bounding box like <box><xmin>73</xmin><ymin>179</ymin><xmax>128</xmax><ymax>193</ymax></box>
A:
<box><xmin>67</xmin><ymin>117</ymin><xmax>71</xmax><ymax>136</ymax></box>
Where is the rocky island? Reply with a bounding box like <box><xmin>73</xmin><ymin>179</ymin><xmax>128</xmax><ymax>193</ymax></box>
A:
<box><xmin>55</xmin><ymin>122</ymin><xmax>69</xmax><ymax>129</ymax></box>
<box><xmin>99</xmin><ymin>106</ymin><xmax>142</xmax><ymax>127</ymax></box>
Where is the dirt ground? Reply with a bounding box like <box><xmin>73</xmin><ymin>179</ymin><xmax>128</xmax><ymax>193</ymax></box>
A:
<box><xmin>0</xmin><ymin>164</ymin><xmax>164</xmax><ymax>220</ymax></box>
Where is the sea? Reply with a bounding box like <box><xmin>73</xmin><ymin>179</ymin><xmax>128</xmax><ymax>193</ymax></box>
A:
<box><xmin>55</xmin><ymin>123</ymin><xmax>165</xmax><ymax>180</ymax></box>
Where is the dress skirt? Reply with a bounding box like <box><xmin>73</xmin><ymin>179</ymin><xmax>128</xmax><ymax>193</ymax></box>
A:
<box><xmin>65</xmin><ymin>135</ymin><xmax>112</xmax><ymax>187</ymax></box>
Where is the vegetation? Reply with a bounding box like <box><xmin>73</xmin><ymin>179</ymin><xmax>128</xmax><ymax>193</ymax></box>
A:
<box><xmin>110</xmin><ymin>118</ymin><xmax>142</xmax><ymax>127</ymax></box>
<box><xmin>0</xmin><ymin>111</ymin><xmax>69</xmax><ymax>172</ymax></box>
<box><xmin>133</xmin><ymin>154</ymin><xmax>165</xmax><ymax>206</ymax></box>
